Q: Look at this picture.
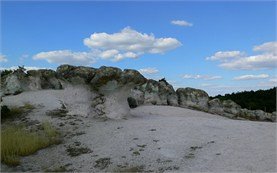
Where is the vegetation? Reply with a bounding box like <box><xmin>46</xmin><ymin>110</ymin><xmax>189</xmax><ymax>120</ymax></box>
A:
<box><xmin>1</xmin><ymin>121</ymin><xmax>60</xmax><ymax>166</ymax></box>
<box><xmin>66</xmin><ymin>146</ymin><xmax>92</xmax><ymax>157</ymax></box>
<box><xmin>1</xmin><ymin>103</ymin><xmax>35</xmax><ymax>120</ymax></box>
<box><xmin>0</xmin><ymin>66</ymin><xmax>26</xmax><ymax>78</ymax></box>
<box><xmin>211</xmin><ymin>87</ymin><xmax>276</xmax><ymax>113</ymax></box>
<box><xmin>0</xmin><ymin>69</ymin><xmax>13</xmax><ymax>78</ymax></box>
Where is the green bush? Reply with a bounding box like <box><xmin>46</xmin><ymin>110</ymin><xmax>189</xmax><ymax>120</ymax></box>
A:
<box><xmin>1</xmin><ymin>103</ymin><xmax>35</xmax><ymax>120</ymax></box>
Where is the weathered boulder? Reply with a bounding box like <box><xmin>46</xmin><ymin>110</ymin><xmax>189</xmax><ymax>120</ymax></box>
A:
<box><xmin>158</xmin><ymin>79</ymin><xmax>178</xmax><ymax>106</ymax></box>
<box><xmin>1</xmin><ymin>68</ymin><xmax>62</xmax><ymax>96</ymax></box>
<box><xmin>176</xmin><ymin>87</ymin><xmax>209</xmax><ymax>111</ymax></box>
<box><xmin>27</xmin><ymin>69</ymin><xmax>62</xmax><ymax>90</ymax></box>
<box><xmin>90</xmin><ymin>66</ymin><xmax>146</xmax><ymax>119</ymax></box>
<box><xmin>2</xmin><ymin>69</ymin><xmax>32</xmax><ymax>95</ymax></box>
<box><xmin>238</xmin><ymin>109</ymin><xmax>275</xmax><ymax>122</ymax></box>
<box><xmin>128</xmin><ymin>88</ymin><xmax>144</xmax><ymax>107</ymax></box>
<box><xmin>208</xmin><ymin>98</ymin><xmax>224</xmax><ymax>114</ymax></box>
<box><xmin>57</xmin><ymin>64</ymin><xmax>96</xmax><ymax>84</ymax></box>
<box><xmin>222</xmin><ymin>100</ymin><xmax>241</xmax><ymax>115</ymax></box>
<box><xmin>208</xmin><ymin>99</ymin><xmax>238</xmax><ymax>118</ymax></box>
<box><xmin>128</xmin><ymin>78</ymin><xmax>178</xmax><ymax>107</ymax></box>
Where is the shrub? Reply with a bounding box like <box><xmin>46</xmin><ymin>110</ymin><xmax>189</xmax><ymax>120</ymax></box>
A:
<box><xmin>1</xmin><ymin>105</ymin><xmax>11</xmax><ymax>119</ymax></box>
<box><xmin>1</xmin><ymin>122</ymin><xmax>60</xmax><ymax>166</ymax></box>
<box><xmin>0</xmin><ymin>69</ymin><xmax>13</xmax><ymax>78</ymax></box>
<box><xmin>1</xmin><ymin>103</ymin><xmax>35</xmax><ymax>120</ymax></box>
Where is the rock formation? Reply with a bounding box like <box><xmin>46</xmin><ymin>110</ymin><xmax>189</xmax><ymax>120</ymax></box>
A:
<box><xmin>0</xmin><ymin>65</ymin><xmax>275</xmax><ymax>122</ymax></box>
<box><xmin>128</xmin><ymin>78</ymin><xmax>178</xmax><ymax>107</ymax></box>
<box><xmin>89</xmin><ymin>66</ymin><xmax>146</xmax><ymax>119</ymax></box>
<box><xmin>1</xmin><ymin>68</ymin><xmax>62</xmax><ymax>95</ymax></box>
<box><xmin>176</xmin><ymin>87</ymin><xmax>209</xmax><ymax>111</ymax></box>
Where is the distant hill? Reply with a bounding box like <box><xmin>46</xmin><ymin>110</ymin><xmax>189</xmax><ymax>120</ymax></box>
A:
<box><xmin>211</xmin><ymin>87</ymin><xmax>276</xmax><ymax>113</ymax></box>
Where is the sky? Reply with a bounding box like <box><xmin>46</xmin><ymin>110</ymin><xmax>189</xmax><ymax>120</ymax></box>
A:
<box><xmin>1</xmin><ymin>1</ymin><xmax>276</xmax><ymax>96</ymax></box>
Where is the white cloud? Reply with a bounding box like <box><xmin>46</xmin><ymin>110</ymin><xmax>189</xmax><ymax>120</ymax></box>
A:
<box><xmin>253</xmin><ymin>41</ymin><xmax>277</xmax><ymax>54</ymax></box>
<box><xmin>83</xmin><ymin>27</ymin><xmax>181</xmax><ymax>61</ymax></box>
<box><xmin>206</xmin><ymin>51</ymin><xmax>244</xmax><ymax>61</ymax></box>
<box><xmin>113</xmin><ymin>52</ymin><xmax>138</xmax><ymax>62</ymax></box>
<box><xmin>33</xmin><ymin>50</ymin><xmax>97</xmax><ymax>65</ymax></box>
<box><xmin>138</xmin><ymin>67</ymin><xmax>159</xmax><ymax>75</ymax></box>
<box><xmin>99</xmin><ymin>49</ymin><xmax>119</xmax><ymax>59</ymax></box>
<box><xmin>171</xmin><ymin>20</ymin><xmax>193</xmax><ymax>27</ymax></box>
<box><xmin>0</xmin><ymin>54</ymin><xmax>8</xmax><ymax>62</ymax></box>
<box><xmin>207</xmin><ymin>41</ymin><xmax>277</xmax><ymax>70</ymax></box>
<box><xmin>200</xmin><ymin>83</ymin><xmax>217</xmax><ymax>87</ymax></box>
<box><xmin>219</xmin><ymin>53</ymin><xmax>277</xmax><ymax>70</ymax></box>
<box><xmin>182</xmin><ymin>74</ymin><xmax>222</xmax><ymax>80</ymax></box>
<box><xmin>258</xmin><ymin>78</ymin><xmax>277</xmax><ymax>87</ymax></box>
<box><xmin>233</xmin><ymin>74</ymin><xmax>269</xmax><ymax>80</ymax></box>
<box><xmin>0</xmin><ymin>66</ymin><xmax>50</xmax><ymax>71</ymax></box>
<box><xmin>34</xmin><ymin>27</ymin><xmax>181</xmax><ymax>64</ymax></box>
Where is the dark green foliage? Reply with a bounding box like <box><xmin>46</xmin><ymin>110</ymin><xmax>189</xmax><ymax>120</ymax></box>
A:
<box><xmin>1</xmin><ymin>104</ymin><xmax>35</xmax><ymax>121</ymax></box>
<box><xmin>1</xmin><ymin>105</ymin><xmax>11</xmax><ymax>120</ymax></box>
<box><xmin>211</xmin><ymin>87</ymin><xmax>276</xmax><ymax>113</ymax></box>
<box><xmin>0</xmin><ymin>70</ymin><xmax>13</xmax><ymax>78</ymax></box>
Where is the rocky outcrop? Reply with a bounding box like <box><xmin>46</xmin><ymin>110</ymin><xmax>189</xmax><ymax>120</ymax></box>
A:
<box><xmin>128</xmin><ymin>78</ymin><xmax>178</xmax><ymax>107</ymax></box>
<box><xmin>27</xmin><ymin>69</ymin><xmax>62</xmax><ymax>90</ymax></box>
<box><xmin>90</xmin><ymin>67</ymin><xmax>146</xmax><ymax>119</ymax></box>
<box><xmin>238</xmin><ymin>109</ymin><xmax>275</xmax><ymax>122</ymax></box>
<box><xmin>1</xmin><ymin>65</ymin><xmax>146</xmax><ymax>119</ymax></box>
<box><xmin>176</xmin><ymin>87</ymin><xmax>209</xmax><ymax>111</ymax></box>
<box><xmin>56</xmin><ymin>65</ymin><xmax>96</xmax><ymax>84</ymax></box>
<box><xmin>208</xmin><ymin>98</ymin><xmax>276</xmax><ymax>122</ymax></box>
<box><xmin>208</xmin><ymin>99</ymin><xmax>240</xmax><ymax>119</ymax></box>
<box><xmin>1</xmin><ymin>65</ymin><xmax>275</xmax><ymax>122</ymax></box>
<box><xmin>1</xmin><ymin>68</ymin><xmax>62</xmax><ymax>95</ymax></box>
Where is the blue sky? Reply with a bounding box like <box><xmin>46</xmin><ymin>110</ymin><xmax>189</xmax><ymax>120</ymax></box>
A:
<box><xmin>1</xmin><ymin>1</ymin><xmax>276</xmax><ymax>96</ymax></box>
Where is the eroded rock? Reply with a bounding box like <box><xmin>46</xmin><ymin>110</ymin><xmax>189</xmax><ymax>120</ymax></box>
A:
<box><xmin>129</xmin><ymin>78</ymin><xmax>178</xmax><ymax>107</ymax></box>
<box><xmin>90</xmin><ymin>67</ymin><xmax>146</xmax><ymax>119</ymax></box>
<box><xmin>176</xmin><ymin>87</ymin><xmax>209</xmax><ymax>111</ymax></box>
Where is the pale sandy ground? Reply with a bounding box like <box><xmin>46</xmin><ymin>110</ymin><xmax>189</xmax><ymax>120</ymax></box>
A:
<box><xmin>1</xmin><ymin>89</ymin><xmax>277</xmax><ymax>172</ymax></box>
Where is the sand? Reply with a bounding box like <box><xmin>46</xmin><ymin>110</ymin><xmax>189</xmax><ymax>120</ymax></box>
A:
<box><xmin>1</xmin><ymin>89</ymin><xmax>276</xmax><ymax>172</ymax></box>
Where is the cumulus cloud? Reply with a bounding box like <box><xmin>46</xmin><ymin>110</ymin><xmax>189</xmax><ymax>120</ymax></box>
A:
<box><xmin>171</xmin><ymin>20</ymin><xmax>193</xmax><ymax>27</ymax></box>
<box><xmin>207</xmin><ymin>41</ymin><xmax>277</xmax><ymax>70</ymax></box>
<box><xmin>84</xmin><ymin>27</ymin><xmax>181</xmax><ymax>61</ymax></box>
<box><xmin>253</xmin><ymin>41</ymin><xmax>277</xmax><ymax>53</ymax></box>
<box><xmin>233</xmin><ymin>74</ymin><xmax>269</xmax><ymax>80</ymax></box>
<box><xmin>206</xmin><ymin>51</ymin><xmax>244</xmax><ymax>61</ymax></box>
<box><xmin>33</xmin><ymin>50</ymin><xmax>97</xmax><ymax>65</ymax></box>
<box><xmin>138</xmin><ymin>67</ymin><xmax>159</xmax><ymax>75</ymax></box>
<box><xmin>0</xmin><ymin>66</ymin><xmax>50</xmax><ymax>71</ymax></box>
<box><xmin>182</xmin><ymin>74</ymin><xmax>222</xmax><ymax>80</ymax></box>
<box><xmin>0</xmin><ymin>54</ymin><xmax>8</xmax><ymax>62</ymax></box>
<box><xmin>33</xmin><ymin>27</ymin><xmax>181</xmax><ymax>64</ymax></box>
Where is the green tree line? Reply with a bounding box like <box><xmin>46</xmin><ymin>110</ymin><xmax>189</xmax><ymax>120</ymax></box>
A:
<box><xmin>211</xmin><ymin>87</ymin><xmax>276</xmax><ymax>113</ymax></box>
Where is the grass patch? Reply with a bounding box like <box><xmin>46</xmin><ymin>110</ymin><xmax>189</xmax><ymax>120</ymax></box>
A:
<box><xmin>46</xmin><ymin>109</ymin><xmax>68</xmax><ymax>118</ymax></box>
<box><xmin>1</xmin><ymin>103</ymin><xmax>35</xmax><ymax>120</ymax></box>
<box><xmin>45</xmin><ymin>165</ymin><xmax>72</xmax><ymax>172</ymax></box>
<box><xmin>66</xmin><ymin>146</ymin><xmax>92</xmax><ymax>157</ymax></box>
<box><xmin>94</xmin><ymin>158</ymin><xmax>112</xmax><ymax>170</ymax></box>
<box><xmin>1</xmin><ymin>121</ymin><xmax>60</xmax><ymax>166</ymax></box>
